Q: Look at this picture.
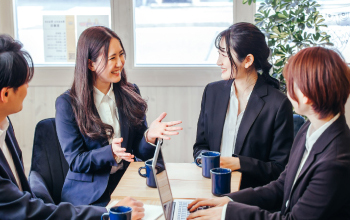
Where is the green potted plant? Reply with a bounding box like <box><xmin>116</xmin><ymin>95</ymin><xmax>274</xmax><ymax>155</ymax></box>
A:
<box><xmin>242</xmin><ymin>0</ymin><xmax>333</xmax><ymax>88</ymax></box>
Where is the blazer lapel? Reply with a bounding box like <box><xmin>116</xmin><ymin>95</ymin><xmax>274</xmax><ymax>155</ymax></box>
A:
<box><xmin>118</xmin><ymin>108</ymin><xmax>129</xmax><ymax>150</ymax></box>
<box><xmin>211</xmin><ymin>80</ymin><xmax>232</xmax><ymax>152</ymax></box>
<box><xmin>283</xmin><ymin>129</ymin><xmax>307</xmax><ymax>206</ymax></box>
<box><xmin>0</xmin><ymin>145</ymin><xmax>18</xmax><ymax>186</ymax></box>
<box><xmin>284</xmin><ymin>115</ymin><xmax>346</xmax><ymax>213</ymax></box>
<box><xmin>292</xmin><ymin>115</ymin><xmax>345</xmax><ymax>189</ymax></box>
<box><xmin>5</xmin><ymin>128</ymin><xmax>32</xmax><ymax>193</ymax></box>
<box><xmin>234</xmin><ymin>76</ymin><xmax>267</xmax><ymax>155</ymax></box>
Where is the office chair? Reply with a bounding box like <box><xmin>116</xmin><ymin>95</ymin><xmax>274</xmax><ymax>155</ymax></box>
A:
<box><xmin>293</xmin><ymin>114</ymin><xmax>305</xmax><ymax>138</ymax></box>
<box><xmin>28</xmin><ymin>118</ymin><xmax>69</xmax><ymax>205</ymax></box>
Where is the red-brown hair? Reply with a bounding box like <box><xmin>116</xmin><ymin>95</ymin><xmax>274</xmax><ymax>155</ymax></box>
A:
<box><xmin>283</xmin><ymin>47</ymin><xmax>350</xmax><ymax>119</ymax></box>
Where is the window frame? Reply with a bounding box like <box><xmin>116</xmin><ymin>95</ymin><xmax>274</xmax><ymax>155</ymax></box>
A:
<box><xmin>0</xmin><ymin>0</ymin><xmax>256</xmax><ymax>87</ymax></box>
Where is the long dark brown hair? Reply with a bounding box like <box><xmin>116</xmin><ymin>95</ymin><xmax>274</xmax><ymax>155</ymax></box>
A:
<box><xmin>215</xmin><ymin>22</ymin><xmax>279</xmax><ymax>89</ymax></box>
<box><xmin>70</xmin><ymin>26</ymin><xmax>147</xmax><ymax>140</ymax></box>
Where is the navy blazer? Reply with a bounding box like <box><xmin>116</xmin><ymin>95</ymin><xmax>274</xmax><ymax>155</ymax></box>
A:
<box><xmin>193</xmin><ymin>76</ymin><xmax>294</xmax><ymax>189</ymax></box>
<box><xmin>0</xmin><ymin>120</ymin><xmax>106</xmax><ymax>219</ymax></box>
<box><xmin>225</xmin><ymin>115</ymin><xmax>350</xmax><ymax>220</ymax></box>
<box><xmin>55</xmin><ymin>84</ymin><xmax>155</xmax><ymax>206</ymax></box>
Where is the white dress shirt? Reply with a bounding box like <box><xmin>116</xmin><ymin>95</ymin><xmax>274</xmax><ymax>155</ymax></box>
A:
<box><xmin>93</xmin><ymin>85</ymin><xmax>123</xmax><ymax>174</ymax></box>
<box><xmin>220</xmin><ymin>82</ymin><xmax>252</xmax><ymax>156</ymax></box>
<box><xmin>221</xmin><ymin>113</ymin><xmax>340</xmax><ymax>219</ymax></box>
<box><xmin>0</xmin><ymin>118</ymin><xmax>22</xmax><ymax>191</ymax></box>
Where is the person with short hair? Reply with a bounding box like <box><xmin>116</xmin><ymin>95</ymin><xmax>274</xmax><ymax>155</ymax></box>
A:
<box><xmin>193</xmin><ymin>22</ymin><xmax>294</xmax><ymax>189</ymax></box>
<box><xmin>0</xmin><ymin>34</ymin><xmax>145</xmax><ymax>220</ymax></box>
<box><xmin>187</xmin><ymin>47</ymin><xmax>350</xmax><ymax>220</ymax></box>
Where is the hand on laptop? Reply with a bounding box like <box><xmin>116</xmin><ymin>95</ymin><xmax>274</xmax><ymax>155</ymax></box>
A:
<box><xmin>187</xmin><ymin>197</ymin><xmax>230</xmax><ymax>212</ymax></box>
<box><xmin>146</xmin><ymin>112</ymin><xmax>183</xmax><ymax>143</ymax></box>
<box><xmin>187</xmin><ymin>206</ymin><xmax>222</xmax><ymax>220</ymax></box>
<box><xmin>112</xmin><ymin>138</ymin><xmax>135</xmax><ymax>162</ymax></box>
<box><xmin>111</xmin><ymin>197</ymin><xmax>145</xmax><ymax>220</ymax></box>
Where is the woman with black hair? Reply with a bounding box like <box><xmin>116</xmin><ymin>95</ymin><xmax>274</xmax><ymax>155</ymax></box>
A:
<box><xmin>193</xmin><ymin>22</ymin><xmax>294</xmax><ymax>189</ymax></box>
<box><xmin>55</xmin><ymin>26</ymin><xmax>182</xmax><ymax>207</ymax></box>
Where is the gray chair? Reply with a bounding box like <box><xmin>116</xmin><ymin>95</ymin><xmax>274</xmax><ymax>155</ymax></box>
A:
<box><xmin>28</xmin><ymin>118</ymin><xmax>69</xmax><ymax>205</ymax></box>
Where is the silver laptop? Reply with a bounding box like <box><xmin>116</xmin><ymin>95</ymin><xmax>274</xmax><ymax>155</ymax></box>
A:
<box><xmin>152</xmin><ymin>139</ymin><xmax>194</xmax><ymax>220</ymax></box>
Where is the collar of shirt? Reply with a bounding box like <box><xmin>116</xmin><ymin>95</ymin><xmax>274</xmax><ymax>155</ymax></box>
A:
<box><xmin>230</xmin><ymin>82</ymin><xmax>252</xmax><ymax>101</ymax></box>
<box><xmin>0</xmin><ymin>118</ymin><xmax>9</xmax><ymax>147</ymax></box>
<box><xmin>305</xmin><ymin>113</ymin><xmax>340</xmax><ymax>152</ymax></box>
<box><xmin>93</xmin><ymin>84</ymin><xmax>116</xmax><ymax>109</ymax></box>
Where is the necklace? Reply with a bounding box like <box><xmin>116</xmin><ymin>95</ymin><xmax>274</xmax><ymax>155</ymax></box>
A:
<box><xmin>234</xmin><ymin>77</ymin><xmax>257</xmax><ymax>100</ymax></box>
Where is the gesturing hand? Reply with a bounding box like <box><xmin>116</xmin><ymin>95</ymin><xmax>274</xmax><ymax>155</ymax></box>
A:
<box><xmin>146</xmin><ymin>112</ymin><xmax>183</xmax><ymax>144</ymax></box>
<box><xmin>111</xmin><ymin>138</ymin><xmax>134</xmax><ymax>162</ymax></box>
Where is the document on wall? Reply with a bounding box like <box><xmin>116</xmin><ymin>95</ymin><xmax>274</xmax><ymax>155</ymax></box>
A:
<box><xmin>43</xmin><ymin>15</ymin><xmax>76</xmax><ymax>62</ymax></box>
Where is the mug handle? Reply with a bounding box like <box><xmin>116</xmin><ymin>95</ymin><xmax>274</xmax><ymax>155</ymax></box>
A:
<box><xmin>101</xmin><ymin>213</ymin><xmax>109</xmax><ymax>220</ymax></box>
<box><xmin>195</xmin><ymin>156</ymin><xmax>202</xmax><ymax>167</ymax></box>
<box><xmin>138</xmin><ymin>166</ymin><xmax>147</xmax><ymax>177</ymax></box>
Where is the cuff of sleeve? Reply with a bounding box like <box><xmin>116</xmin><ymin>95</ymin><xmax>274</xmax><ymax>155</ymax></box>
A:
<box><xmin>195</xmin><ymin>155</ymin><xmax>202</xmax><ymax>165</ymax></box>
<box><xmin>144</xmin><ymin>129</ymin><xmax>156</xmax><ymax>147</ymax></box>
<box><xmin>221</xmin><ymin>203</ymin><xmax>228</xmax><ymax>220</ymax></box>
<box><xmin>114</xmin><ymin>156</ymin><xmax>122</xmax><ymax>164</ymax></box>
<box><xmin>225</xmin><ymin>196</ymin><xmax>233</xmax><ymax>202</ymax></box>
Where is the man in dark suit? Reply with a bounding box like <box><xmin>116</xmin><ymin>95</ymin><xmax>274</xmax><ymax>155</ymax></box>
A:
<box><xmin>0</xmin><ymin>35</ymin><xmax>144</xmax><ymax>219</ymax></box>
<box><xmin>187</xmin><ymin>48</ymin><xmax>350</xmax><ymax>219</ymax></box>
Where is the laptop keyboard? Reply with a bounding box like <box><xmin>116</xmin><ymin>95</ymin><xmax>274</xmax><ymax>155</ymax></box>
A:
<box><xmin>176</xmin><ymin>201</ymin><xmax>191</xmax><ymax>220</ymax></box>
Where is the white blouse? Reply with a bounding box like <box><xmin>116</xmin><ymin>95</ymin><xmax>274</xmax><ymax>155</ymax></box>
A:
<box><xmin>220</xmin><ymin>83</ymin><xmax>252</xmax><ymax>156</ymax></box>
<box><xmin>93</xmin><ymin>85</ymin><xmax>122</xmax><ymax>174</ymax></box>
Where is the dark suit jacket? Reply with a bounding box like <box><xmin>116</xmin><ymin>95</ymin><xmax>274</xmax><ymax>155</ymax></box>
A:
<box><xmin>0</xmin><ymin>120</ymin><xmax>106</xmax><ymax>220</ymax></box>
<box><xmin>55</xmin><ymin>84</ymin><xmax>155</xmax><ymax>206</ymax></box>
<box><xmin>193</xmin><ymin>76</ymin><xmax>294</xmax><ymax>189</ymax></box>
<box><xmin>225</xmin><ymin>115</ymin><xmax>350</xmax><ymax>220</ymax></box>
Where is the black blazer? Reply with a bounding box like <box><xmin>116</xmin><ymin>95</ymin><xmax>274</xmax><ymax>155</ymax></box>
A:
<box><xmin>193</xmin><ymin>76</ymin><xmax>294</xmax><ymax>189</ymax></box>
<box><xmin>55</xmin><ymin>84</ymin><xmax>155</xmax><ymax>206</ymax></box>
<box><xmin>225</xmin><ymin>115</ymin><xmax>350</xmax><ymax>220</ymax></box>
<box><xmin>0</xmin><ymin>120</ymin><xmax>106</xmax><ymax>219</ymax></box>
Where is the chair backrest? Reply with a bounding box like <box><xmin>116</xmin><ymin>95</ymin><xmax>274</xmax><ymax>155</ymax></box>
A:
<box><xmin>293</xmin><ymin>114</ymin><xmax>305</xmax><ymax>138</ymax></box>
<box><xmin>29</xmin><ymin>118</ymin><xmax>68</xmax><ymax>204</ymax></box>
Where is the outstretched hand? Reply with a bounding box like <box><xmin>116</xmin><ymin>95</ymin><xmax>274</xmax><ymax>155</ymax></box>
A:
<box><xmin>147</xmin><ymin>112</ymin><xmax>182</xmax><ymax>144</ymax></box>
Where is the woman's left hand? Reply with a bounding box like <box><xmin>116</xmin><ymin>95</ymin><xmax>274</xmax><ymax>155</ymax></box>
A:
<box><xmin>220</xmin><ymin>157</ymin><xmax>240</xmax><ymax>171</ymax></box>
<box><xmin>187</xmin><ymin>206</ymin><xmax>223</xmax><ymax>220</ymax></box>
<box><xmin>147</xmin><ymin>112</ymin><xmax>182</xmax><ymax>144</ymax></box>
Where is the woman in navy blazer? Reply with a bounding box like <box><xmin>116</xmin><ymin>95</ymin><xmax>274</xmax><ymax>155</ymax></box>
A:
<box><xmin>193</xmin><ymin>22</ymin><xmax>294</xmax><ymax>189</ymax></box>
<box><xmin>55</xmin><ymin>26</ymin><xmax>182</xmax><ymax>206</ymax></box>
<box><xmin>188</xmin><ymin>47</ymin><xmax>350</xmax><ymax>220</ymax></box>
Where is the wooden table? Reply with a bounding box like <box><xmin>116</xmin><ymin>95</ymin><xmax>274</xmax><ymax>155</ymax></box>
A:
<box><xmin>111</xmin><ymin>162</ymin><xmax>241</xmax><ymax>204</ymax></box>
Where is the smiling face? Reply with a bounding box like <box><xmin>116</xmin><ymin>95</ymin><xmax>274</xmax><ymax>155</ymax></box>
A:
<box><xmin>216</xmin><ymin>38</ymin><xmax>247</xmax><ymax>80</ymax></box>
<box><xmin>91</xmin><ymin>37</ymin><xmax>125</xmax><ymax>87</ymax></box>
<box><xmin>217</xmin><ymin>38</ymin><xmax>232</xmax><ymax>80</ymax></box>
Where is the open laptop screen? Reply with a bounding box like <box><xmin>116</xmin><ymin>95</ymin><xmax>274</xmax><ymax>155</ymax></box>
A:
<box><xmin>152</xmin><ymin>139</ymin><xmax>173</xmax><ymax>220</ymax></box>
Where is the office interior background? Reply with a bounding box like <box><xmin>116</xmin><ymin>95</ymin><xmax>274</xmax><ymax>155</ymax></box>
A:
<box><xmin>0</xmin><ymin>0</ymin><xmax>349</xmax><ymax>176</ymax></box>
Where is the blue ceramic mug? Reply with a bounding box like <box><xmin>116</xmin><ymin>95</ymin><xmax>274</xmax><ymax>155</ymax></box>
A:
<box><xmin>195</xmin><ymin>151</ymin><xmax>220</xmax><ymax>178</ymax></box>
<box><xmin>101</xmin><ymin>206</ymin><xmax>132</xmax><ymax>220</ymax></box>
<box><xmin>138</xmin><ymin>159</ymin><xmax>157</xmax><ymax>188</ymax></box>
<box><xmin>210</xmin><ymin>168</ymin><xmax>231</xmax><ymax>196</ymax></box>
